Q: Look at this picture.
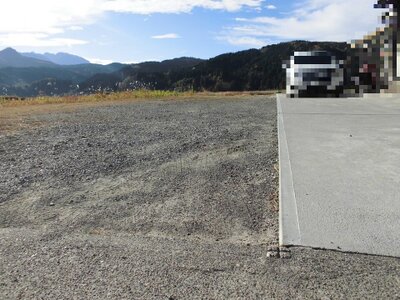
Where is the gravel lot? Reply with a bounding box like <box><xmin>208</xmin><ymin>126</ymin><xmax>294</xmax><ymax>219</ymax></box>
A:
<box><xmin>1</xmin><ymin>95</ymin><xmax>399</xmax><ymax>299</ymax></box>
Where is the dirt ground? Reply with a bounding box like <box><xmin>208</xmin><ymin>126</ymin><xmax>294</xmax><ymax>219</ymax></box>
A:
<box><xmin>1</xmin><ymin>95</ymin><xmax>399</xmax><ymax>299</ymax></box>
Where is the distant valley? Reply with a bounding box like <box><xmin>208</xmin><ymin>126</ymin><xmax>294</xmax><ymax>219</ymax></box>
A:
<box><xmin>0</xmin><ymin>41</ymin><xmax>348</xmax><ymax>97</ymax></box>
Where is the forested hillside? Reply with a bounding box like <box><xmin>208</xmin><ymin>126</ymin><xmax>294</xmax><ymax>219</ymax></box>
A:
<box><xmin>86</xmin><ymin>40</ymin><xmax>347</xmax><ymax>93</ymax></box>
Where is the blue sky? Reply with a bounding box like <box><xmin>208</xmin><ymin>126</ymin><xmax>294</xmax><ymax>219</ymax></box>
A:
<box><xmin>0</xmin><ymin>0</ymin><xmax>382</xmax><ymax>64</ymax></box>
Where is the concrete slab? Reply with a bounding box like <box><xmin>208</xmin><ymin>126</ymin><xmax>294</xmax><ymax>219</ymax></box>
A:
<box><xmin>278</xmin><ymin>94</ymin><xmax>400</xmax><ymax>257</ymax></box>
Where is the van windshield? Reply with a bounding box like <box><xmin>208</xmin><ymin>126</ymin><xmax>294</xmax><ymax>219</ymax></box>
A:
<box><xmin>294</xmin><ymin>56</ymin><xmax>332</xmax><ymax>64</ymax></box>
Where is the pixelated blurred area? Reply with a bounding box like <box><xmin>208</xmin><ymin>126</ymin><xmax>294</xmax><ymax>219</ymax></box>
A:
<box><xmin>283</xmin><ymin>0</ymin><xmax>400</xmax><ymax>97</ymax></box>
<box><xmin>283</xmin><ymin>51</ymin><xmax>344</xmax><ymax>98</ymax></box>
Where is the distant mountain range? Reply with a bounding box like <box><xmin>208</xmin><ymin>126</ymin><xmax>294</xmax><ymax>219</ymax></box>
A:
<box><xmin>0</xmin><ymin>42</ymin><xmax>348</xmax><ymax>97</ymax></box>
<box><xmin>0</xmin><ymin>47</ymin><xmax>90</xmax><ymax>68</ymax></box>
<box><xmin>21</xmin><ymin>51</ymin><xmax>90</xmax><ymax>65</ymax></box>
<box><xmin>0</xmin><ymin>48</ymin><xmax>55</xmax><ymax>68</ymax></box>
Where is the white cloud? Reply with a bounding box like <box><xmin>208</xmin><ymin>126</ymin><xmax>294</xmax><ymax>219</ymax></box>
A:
<box><xmin>0</xmin><ymin>0</ymin><xmax>102</xmax><ymax>47</ymax></box>
<box><xmin>219</xmin><ymin>36</ymin><xmax>266</xmax><ymax>47</ymax></box>
<box><xmin>223</xmin><ymin>0</ymin><xmax>383</xmax><ymax>47</ymax></box>
<box><xmin>0</xmin><ymin>1</ymin><xmax>103</xmax><ymax>35</ymax></box>
<box><xmin>101</xmin><ymin>0</ymin><xmax>264</xmax><ymax>14</ymax></box>
<box><xmin>0</xmin><ymin>33</ymin><xmax>88</xmax><ymax>47</ymax></box>
<box><xmin>0</xmin><ymin>0</ymin><xmax>264</xmax><ymax>47</ymax></box>
<box><xmin>68</xmin><ymin>26</ymin><xmax>84</xmax><ymax>31</ymax></box>
<box><xmin>266</xmin><ymin>4</ymin><xmax>276</xmax><ymax>10</ymax></box>
<box><xmin>151</xmin><ymin>33</ymin><xmax>181</xmax><ymax>39</ymax></box>
<box><xmin>87</xmin><ymin>57</ymin><xmax>114</xmax><ymax>65</ymax></box>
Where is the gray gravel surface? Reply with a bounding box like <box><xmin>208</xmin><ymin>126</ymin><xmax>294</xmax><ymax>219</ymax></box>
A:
<box><xmin>1</xmin><ymin>96</ymin><xmax>399</xmax><ymax>299</ymax></box>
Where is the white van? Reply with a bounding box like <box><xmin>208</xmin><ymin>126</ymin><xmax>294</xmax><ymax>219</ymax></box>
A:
<box><xmin>283</xmin><ymin>51</ymin><xmax>344</xmax><ymax>98</ymax></box>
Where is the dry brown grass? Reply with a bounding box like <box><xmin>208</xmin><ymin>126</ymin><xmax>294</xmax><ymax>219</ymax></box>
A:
<box><xmin>0</xmin><ymin>90</ymin><xmax>278</xmax><ymax>135</ymax></box>
<box><xmin>0</xmin><ymin>90</ymin><xmax>196</xmax><ymax>108</ymax></box>
<box><xmin>0</xmin><ymin>90</ymin><xmax>279</xmax><ymax>108</ymax></box>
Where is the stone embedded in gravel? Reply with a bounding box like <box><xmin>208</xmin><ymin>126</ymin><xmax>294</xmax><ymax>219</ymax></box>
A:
<box><xmin>267</xmin><ymin>251</ymin><xmax>279</xmax><ymax>258</ymax></box>
<box><xmin>280</xmin><ymin>251</ymin><xmax>291</xmax><ymax>259</ymax></box>
<box><xmin>279</xmin><ymin>247</ymin><xmax>290</xmax><ymax>253</ymax></box>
